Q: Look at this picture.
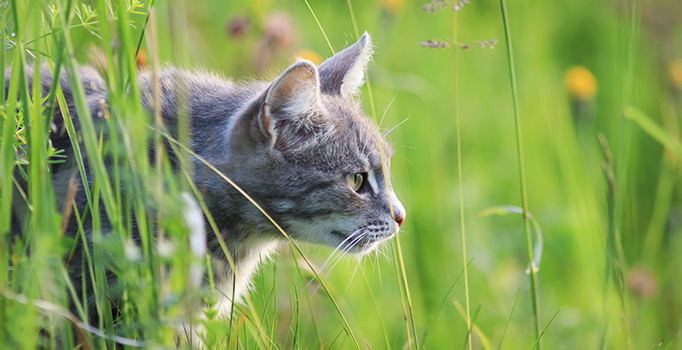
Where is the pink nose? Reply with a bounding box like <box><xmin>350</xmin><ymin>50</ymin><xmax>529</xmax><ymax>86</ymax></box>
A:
<box><xmin>395</xmin><ymin>213</ymin><xmax>405</xmax><ymax>227</ymax></box>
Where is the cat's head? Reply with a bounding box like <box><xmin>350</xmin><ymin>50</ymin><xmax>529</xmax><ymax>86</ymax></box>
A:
<box><xmin>226</xmin><ymin>33</ymin><xmax>405</xmax><ymax>254</ymax></box>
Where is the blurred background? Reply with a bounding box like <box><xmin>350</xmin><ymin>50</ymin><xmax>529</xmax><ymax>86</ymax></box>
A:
<box><xmin>5</xmin><ymin>0</ymin><xmax>682</xmax><ymax>348</ymax></box>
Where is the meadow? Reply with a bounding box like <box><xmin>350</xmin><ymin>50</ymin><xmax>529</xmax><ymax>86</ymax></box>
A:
<box><xmin>1</xmin><ymin>0</ymin><xmax>682</xmax><ymax>348</ymax></box>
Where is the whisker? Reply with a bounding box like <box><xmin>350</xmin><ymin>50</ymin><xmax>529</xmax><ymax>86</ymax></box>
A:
<box><xmin>318</xmin><ymin>228</ymin><xmax>364</xmax><ymax>273</ymax></box>
<box><xmin>383</xmin><ymin>114</ymin><xmax>410</xmax><ymax>137</ymax></box>
<box><xmin>342</xmin><ymin>239</ymin><xmax>371</xmax><ymax>297</ymax></box>
<box><xmin>307</xmin><ymin>228</ymin><xmax>364</xmax><ymax>294</ymax></box>
<box><xmin>322</xmin><ymin>232</ymin><xmax>366</xmax><ymax>281</ymax></box>
<box><xmin>308</xmin><ymin>231</ymin><xmax>367</xmax><ymax>297</ymax></box>
<box><xmin>375</xmin><ymin>246</ymin><xmax>383</xmax><ymax>288</ymax></box>
<box><xmin>378</xmin><ymin>91</ymin><xmax>400</xmax><ymax>129</ymax></box>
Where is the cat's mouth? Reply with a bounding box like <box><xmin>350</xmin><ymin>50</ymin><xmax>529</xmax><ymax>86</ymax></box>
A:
<box><xmin>329</xmin><ymin>228</ymin><xmax>394</xmax><ymax>253</ymax></box>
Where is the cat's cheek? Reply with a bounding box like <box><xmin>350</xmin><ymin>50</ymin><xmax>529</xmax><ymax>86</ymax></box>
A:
<box><xmin>282</xmin><ymin>216</ymin><xmax>358</xmax><ymax>248</ymax></box>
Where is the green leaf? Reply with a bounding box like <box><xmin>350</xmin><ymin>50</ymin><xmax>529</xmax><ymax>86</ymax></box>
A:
<box><xmin>624</xmin><ymin>107</ymin><xmax>682</xmax><ymax>158</ymax></box>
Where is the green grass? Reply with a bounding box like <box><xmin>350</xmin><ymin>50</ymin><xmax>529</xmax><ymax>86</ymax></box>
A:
<box><xmin>497</xmin><ymin>0</ymin><xmax>541</xmax><ymax>346</ymax></box>
<box><xmin>2</xmin><ymin>0</ymin><xmax>682</xmax><ymax>349</ymax></box>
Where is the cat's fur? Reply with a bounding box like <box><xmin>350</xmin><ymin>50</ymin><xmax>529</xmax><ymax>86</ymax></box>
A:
<box><xmin>9</xmin><ymin>33</ymin><xmax>405</xmax><ymax>326</ymax></box>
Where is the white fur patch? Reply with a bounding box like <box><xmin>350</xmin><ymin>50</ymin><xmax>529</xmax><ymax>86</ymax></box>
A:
<box><xmin>341</xmin><ymin>33</ymin><xmax>374</xmax><ymax>97</ymax></box>
<box><xmin>214</xmin><ymin>240</ymin><xmax>280</xmax><ymax>318</ymax></box>
<box><xmin>368</xmin><ymin>169</ymin><xmax>380</xmax><ymax>194</ymax></box>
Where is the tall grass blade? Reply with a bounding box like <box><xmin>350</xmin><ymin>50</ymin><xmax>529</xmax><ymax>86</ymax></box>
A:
<box><xmin>452</xmin><ymin>11</ymin><xmax>472</xmax><ymax>350</ymax></box>
<box><xmin>360</xmin><ymin>269</ymin><xmax>392</xmax><ymax>350</ymax></box>
<box><xmin>624</xmin><ymin>107</ymin><xmax>682</xmax><ymax>158</ymax></box>
<box><xmin>530</xmin><ymin>309</ymin><xmax>561</xmax><ymax>350</ymax></box>
<box><xmin>662</xmin><ymin>331</ymin><xmax>680</xmax><ymax>350</ymax></box>
<box><xmin>461</xmin><ymin>304</ymin><xmax>481</xmax><ymax>350</ymax></box>
<box><xmin>290</xmin><ymin>247</ymin><xmax>322</xmax><ymax>348</ymax></box>
<box><xmin>611</xmin><ymin>0</ymin><xmax>640</xmax><ymax>345</ymax></box>
<box><xmin>497</xmin><ymin>284</ymin><xmax>522</xmax><ymax>350</ymax></box>
<box><xmin>420</xmin><ymin>258</ymin><xmax>471</xmax><ymax>347</ymax></box>
<box><xmin>453</xmin><ymin>299</ymin><xmax>493</xmax><ymax>350</ymax></box>
<box><xmin>497</xmin><ymin>0</ymin><xmax>542</xmax><ymax>346</ymax></box>
<box><xmin>303</xmin><ymin>0</ymin><xmax>334</xmax><ymax>55</ymax></box>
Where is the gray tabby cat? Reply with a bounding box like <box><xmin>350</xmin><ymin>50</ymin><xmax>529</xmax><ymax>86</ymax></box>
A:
<box><xmin>10</xmin><ymin>32</ymin><xmax>405</xmax><ymax>323</ymax></box>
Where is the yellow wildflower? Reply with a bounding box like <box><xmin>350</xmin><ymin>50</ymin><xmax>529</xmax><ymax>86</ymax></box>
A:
<box><xmin>292</xmin><ymin>48</ymin><xmax>323</xmax><ymax>66</ymax></box>
<box><xmin>382</xmin><ymin>0</ymin><xmax>405</xmax><ymax>15</ymax></box>
<box><xmin>565</xmin><ymin>65</ymin><xmax>598</xmax><ymax>101</ymax></box>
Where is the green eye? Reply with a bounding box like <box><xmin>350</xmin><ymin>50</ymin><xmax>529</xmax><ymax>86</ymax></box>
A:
<box><xmin>346</xmin><ymin>173</ymin><xmax>364</xmax><ymax>192</ymax></box>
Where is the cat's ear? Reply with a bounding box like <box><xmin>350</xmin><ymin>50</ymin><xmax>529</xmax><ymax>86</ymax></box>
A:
<box><xmin>256</xmin><ymin>59</ymin><xmax>321</xmax><ymax>143</ymax></box>
<box><xmin>318</xmin><ymin>32</ymin><xmax>373</xmax><ymax>98</ymax></box>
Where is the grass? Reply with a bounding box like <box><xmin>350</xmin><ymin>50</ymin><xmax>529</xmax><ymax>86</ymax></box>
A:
<box><xmin>452</xmin><ymin>9</ymin><xmax>473</xmax><ymax>350</ymax></box>
<box><xmin>2</xmin><ymin>0</ymin><xmax>682</xmax><ymax>349</ymax></box>
<box><xmin>497</xmin><ymin>0</ymin><xmax>541</xmax><ymax>346</ymax></box>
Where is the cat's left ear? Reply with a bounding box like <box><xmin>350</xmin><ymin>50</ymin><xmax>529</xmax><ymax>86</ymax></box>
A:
<box><xmin>257</xmin><ymin>59</ymin><xmax>321</xmax><ymax>143</ymax></box>
<box><xmin>318</xmin><ymin>32</ymin><xmax>374</xmax><ymax>98</ymax></box>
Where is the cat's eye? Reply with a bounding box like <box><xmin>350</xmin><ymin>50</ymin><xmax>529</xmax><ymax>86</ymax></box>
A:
<box><xmin>346</xmin><ymin>173</ymin><xmax>365</xmax><ymax>192</ymax></box>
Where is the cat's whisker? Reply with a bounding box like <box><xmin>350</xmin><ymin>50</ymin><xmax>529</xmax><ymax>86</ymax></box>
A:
<box><xmin>321</xmin><ymin>232</ymin><xmax>366</xmax><ymax>281</ymax></box>
<box><xmin>308</xmin><ymin>230</ymin><xmax>367</xmax><ymax>297</ymax></box>
<box><xmin>329</xmin><ymin>233</ymin><xmax>366</xmax><ymax>271</ymax></box>
<box><xmin>341</xmin><ymin>262</ymin><xmax>360</xmax><ymax>298</ymax></box>
<box><xmin>383</xmin><ymin>114</ymin><xmax>410</xmax><ymax>137</ymax></box>
<box><xmin>318</xmin><ymin>228</ymin><xmax>364</xmax><ymax>273</ymax></box>
<box><xmin>318</xmin><ymin>232</ymin><xmax>358</xmax><ymax>274</ymax></box>
<box><xmin>375</xmin><ymin>248</ymin><xmax>384</xmax><ymax>288</ymax></box>
<box><xmin>378</xmin><ymin>91</ymin><xmax>400</xmax><ymax>129</ymax></box>
<box><xmin>341</xmin><ymin>239</ymin><xmax>371</xmax><ymax>297</ymax></box>
<box><xmin>307</xmin><ymin>228</ymin><xmax>365</xmax><ymax>292</ymax></box>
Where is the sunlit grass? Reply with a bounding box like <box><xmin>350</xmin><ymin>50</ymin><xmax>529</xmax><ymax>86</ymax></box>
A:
<box><xmin>2</xmin><ymin>0</ymin><xmax>682</xmax><ymax>349</ymax></box>
<box><xmin>497</xmin><ymin>0</ymin><xmax>542</xmax><ymax>346</ymax></box>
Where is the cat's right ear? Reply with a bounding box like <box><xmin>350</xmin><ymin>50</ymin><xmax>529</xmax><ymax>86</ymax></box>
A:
<box><xmin>255</xmin><ymin>60</ymin><xmax>321</xmax><ymax>147</ymax></box>
<box><xmin>318</xmin><ymin>32</ymin><xmax>373</xmax><ymax>98</ymax></box>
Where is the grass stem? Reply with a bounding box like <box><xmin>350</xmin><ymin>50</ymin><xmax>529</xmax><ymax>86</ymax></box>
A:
<box><xmin>452</xmin><ymin>11</ymin><xmax>472</xmax><ymax>350</ymax></box>
<box><xmin>497</xmin><ymin>0</ymin><xmax>542</xmax><ymax>347</ymax></box>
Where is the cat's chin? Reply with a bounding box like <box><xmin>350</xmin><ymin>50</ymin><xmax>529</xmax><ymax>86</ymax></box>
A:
<box><xmin>353</xmin><ymin>237</ymin><xmax>392</xmax><ymax>254</ymax></box>
<box><xmin>328</xmin><ymin>229</ymin><xmax>395</xmax><ymax>254</ymax></box>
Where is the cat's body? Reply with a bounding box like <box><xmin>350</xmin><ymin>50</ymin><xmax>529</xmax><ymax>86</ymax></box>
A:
<box><xmin>9</xmin><ymin>33</ymin><xmax>405</xmax><ymax>331</ymax></box>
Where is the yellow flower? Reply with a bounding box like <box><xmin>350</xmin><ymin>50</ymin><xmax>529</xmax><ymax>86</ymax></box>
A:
<box><xmin>292</xmin><ymin>49</ymin><xmax>323</xmax><ymax>66</ymax></box>
<box><xmin>382</xmin><ymin>0</ymin><xmax>405</xmax><ymax>15</ymax></box>
<box><xmin>670</xmin><ymin>59</ymin><xmax>682</xmax><ymax>90</ymax></box>
<box><xmin>565</xmin><ymin>66</ymin><xmax>598</xmax><ymax>101</ymax></box>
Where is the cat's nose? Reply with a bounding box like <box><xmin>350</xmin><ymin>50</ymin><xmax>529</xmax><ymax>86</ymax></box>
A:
<box><xmin>394</xmin><ymin>212</ymin><xmax>405</xmax><ymax>227</ymax></box>
<box><xmin>389</xmin><ymin>192</ymin><xmax>406</xmax><ymax>228</ymax></box>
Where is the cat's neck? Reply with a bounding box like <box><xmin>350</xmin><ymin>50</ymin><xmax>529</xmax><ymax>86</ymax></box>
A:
<box><xmin>211</xmin><ymin>232</ymin><xmax>280</xmax><ymax>315</ymax></box>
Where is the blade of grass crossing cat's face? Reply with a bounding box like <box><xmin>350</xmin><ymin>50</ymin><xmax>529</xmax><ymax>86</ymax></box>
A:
<box><xmin>217</xmin><ymin>33</ymin><xmax>404</xmax><ymax>254</ymax></box>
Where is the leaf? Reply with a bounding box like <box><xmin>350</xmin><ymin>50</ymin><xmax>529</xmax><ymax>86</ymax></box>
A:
<box><xmin>624</xmin><ymin>107</ymin><xmax>682</xmax><ymax>158</ymax></box>
<box><xmin>452</xmin><ymin>299</ymin><xmax>493</xmax><ymax>350</ymax></box>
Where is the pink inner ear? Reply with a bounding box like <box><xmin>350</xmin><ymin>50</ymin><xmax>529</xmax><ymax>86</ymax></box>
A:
<box><xmin>278</xmin><ymin>66</ymin><xmax>316</xmax><ymax>98</ymax></box>
<box><xmin>268</xmin><ymin>63</ymin><xmax>319</xmax><ymax>113</ymax></box>
<box><xmin>274</xmin><ymin>74</ymin><xmax>299</xmax><ymax>100</ymax></box>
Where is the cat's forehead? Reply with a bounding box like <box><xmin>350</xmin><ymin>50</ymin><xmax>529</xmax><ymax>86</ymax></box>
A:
<box><xmin>318</xmin><ymin>95</ymin><xmax>393</xmax><ymax>165</ymax></box>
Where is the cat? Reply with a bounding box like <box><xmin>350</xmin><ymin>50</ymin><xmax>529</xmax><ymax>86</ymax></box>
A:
<box><xmin>9</xmin><ymin>32</ymin><xmax>405</xmax><ymax>338</ymax></box>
